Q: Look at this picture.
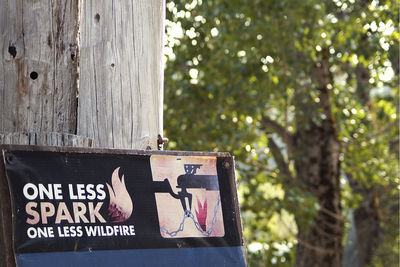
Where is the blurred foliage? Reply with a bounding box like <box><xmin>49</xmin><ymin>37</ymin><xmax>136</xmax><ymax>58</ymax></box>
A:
<box><xmin>164</xmin><ymin>0</ymin><xmax>399</xmax><ymax>266</ymax></box>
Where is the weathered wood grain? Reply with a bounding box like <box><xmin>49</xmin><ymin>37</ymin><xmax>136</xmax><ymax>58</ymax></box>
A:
<box><xmin>0</xmin><ymin>1</ymin><xmax>165</xmax><ymax>264</ymax></box>
<box><xmin>0</xmin><ymin>0</ymin><xmax>80</xmax><ymax>134</ymax></box>
<box><xmin>0</xmin><ymin>2</ymin><xmax>81</xmax><ymax>265</ymax></box>
<box><xmin>0</xmin><ymin>132</ymin><xmax>94</xmax><ymax>147</ymax></box>
<box><xmin>78</xmin><ymin>0</ymin><xmax>165</xmax><ymax>150</ymax></box>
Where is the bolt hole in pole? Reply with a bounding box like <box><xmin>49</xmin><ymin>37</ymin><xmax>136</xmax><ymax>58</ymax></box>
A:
<box><xmin>30</xmin><ymin>71</ymin><xmax>38</xmax><ymax>80</ymax></box>
<box><xmin>94</xmin><ymin>13</ymin><xmax>100</xmax><ymax>23</ymax></box>
<box><xmin>8</xmin><ymin>45</ymin><xmax>17</xmax><ymax>58</ymax></box>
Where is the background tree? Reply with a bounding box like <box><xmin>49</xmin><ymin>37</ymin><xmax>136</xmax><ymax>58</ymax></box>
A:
<box><xmin>164</xmin><ymin>0</ymin><xmax>399</xmax><ymax>266</ymax></box>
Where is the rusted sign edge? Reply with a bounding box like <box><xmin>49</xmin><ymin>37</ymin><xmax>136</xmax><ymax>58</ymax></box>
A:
<box><xmin>0</xmin><ymin>149</ymin><xmax>16</xmax><ymax>267</ymax></box>
<box><xmin>0</xmin><ymin>145</ymin><xmax>231</xmax><ymax>158</ymax></box>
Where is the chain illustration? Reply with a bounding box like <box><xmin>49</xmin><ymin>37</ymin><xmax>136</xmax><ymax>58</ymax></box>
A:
<box><xmin>160</xmin><ymin>194</ymin><xmax>221</xmax><ymax>237</ymax></box>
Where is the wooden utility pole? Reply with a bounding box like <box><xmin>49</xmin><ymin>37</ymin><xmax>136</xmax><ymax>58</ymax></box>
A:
<box><xmin>78</xmin><ymin>0</ymin><xmax>164</xmax><ymax>150</ymax></box>
<box><xmin>0</xmin><ymin>0</ymin><xmax>165</xmax><ymax>265</ymax></box>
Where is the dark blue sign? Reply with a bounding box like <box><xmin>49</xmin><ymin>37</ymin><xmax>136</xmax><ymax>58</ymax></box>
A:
<box><xmin>2</xmin><ymin>146</ymin><xmax>246</xmax><ymax>267</ymax></box>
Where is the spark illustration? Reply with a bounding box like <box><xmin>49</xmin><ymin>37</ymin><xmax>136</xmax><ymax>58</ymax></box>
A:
<box><xmin>195</xmin><ymin>197</ymin><xmax>207</xmax><ymax>231</ymax></box>
<box><xmin>106</xmin><ymin>167</ymin><xmax>133</xmax><ymax>222</ymax></box>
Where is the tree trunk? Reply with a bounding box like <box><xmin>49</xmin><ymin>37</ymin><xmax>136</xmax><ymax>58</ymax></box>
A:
<box><xmin>293</xmin><ymin>50</ymin><xmax>343</xmax><ymax>266</ymax></box>
<box><xmin>293</xmin><ymin>124</ymin><xmax>343</xmax><ymax>267</ymax></box>
<box><xmin>347</xmin><ymin>174</ymin><xmax>381</xmax><ymax>267</ymax></box>
<box><xmin>349</xmin><ymin>60</ymin><xmax>383</xmax><ymax>267</ymax></box>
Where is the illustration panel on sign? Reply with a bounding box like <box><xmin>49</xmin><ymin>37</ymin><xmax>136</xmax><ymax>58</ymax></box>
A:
<box><xmin>151</xmin><ymin>155</ymin><xmax>225</xmax><ymax>238</ymax></box>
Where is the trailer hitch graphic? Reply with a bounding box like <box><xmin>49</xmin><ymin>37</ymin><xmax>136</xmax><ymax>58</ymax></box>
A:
<box><xmin>152</xmin><ymin>164</ymin><xmax>219</xmax><ymax>213</ymax></box>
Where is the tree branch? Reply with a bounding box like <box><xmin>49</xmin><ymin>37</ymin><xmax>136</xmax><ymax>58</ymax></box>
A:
<box><xmin>261</xmin><ymin>115</ymin><xmax>293</xmax><ymax>149</ymax></box>
<box><xmin>245</xmin><ymin>159</ymin><xmax>276</xmax><ymax>174</ymax></box>
<box><xmin>268</xmin><ymin>136</ymin><xmax>293</xmax><ymax>183</ymax></box>
<box><xmin>319</xmin><ymin>207</ymin><xmax>346</xmax><ymax>222</ymax></box>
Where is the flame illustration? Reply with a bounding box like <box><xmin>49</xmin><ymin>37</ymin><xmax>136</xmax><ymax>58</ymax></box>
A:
<box><xmin>106</xmin><ymin>167</ymin><xmax>133</xmax><ymax>222</ymax></box>
<box><xmin>195</xmin><ymin>197</ymin><xmax>207</xmax><ymax>231</ymax></box>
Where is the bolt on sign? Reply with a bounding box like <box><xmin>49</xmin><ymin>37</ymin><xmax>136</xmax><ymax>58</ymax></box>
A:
<box><xmin>0</xmin><ymin>145</ymin><xmax>246</xmax><ymax>267</ymax></box>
